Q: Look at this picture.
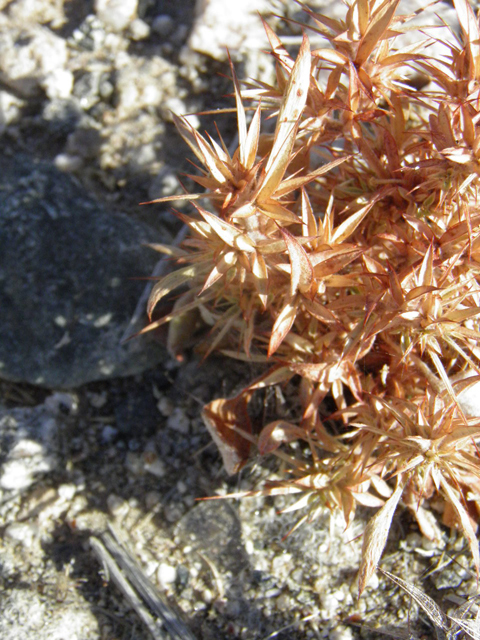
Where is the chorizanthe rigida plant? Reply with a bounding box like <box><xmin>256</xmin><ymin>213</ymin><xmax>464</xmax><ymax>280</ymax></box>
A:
<box><xmin>140</xmin><ymin>0</ymin><xmax>480</xmax><ymax>594</ymax></box>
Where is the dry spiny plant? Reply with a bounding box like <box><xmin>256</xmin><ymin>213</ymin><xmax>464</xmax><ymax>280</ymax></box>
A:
<box><xmin>141</xmin><ymin>0</ymin><xmax>480</xmax><ymax>594</ymax></box>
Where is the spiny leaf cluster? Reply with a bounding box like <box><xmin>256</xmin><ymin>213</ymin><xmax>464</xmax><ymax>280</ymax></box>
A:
<box><xmin>143</xmin><ymin>0</ymin><xmax>480</xmax><ymax>594</ymax></box>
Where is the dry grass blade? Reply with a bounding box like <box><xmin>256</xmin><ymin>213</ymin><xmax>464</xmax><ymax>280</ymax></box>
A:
<box><xmin>453</xmin><ymin>0</ymin><xmax>480</xmax><ymax>80</ymax></box>
<box><xmin>280</xmin><ymin>228</ymin><xmax>316</xmax><ymax>298</ymax></box>
<box><xmin>379</xmin><ymin>569</ymin><xmax>450</xmax><ymax>633</ymax></box>
<box><xmin>380</xmin><ymin>569</ymin><xmax>480</xmax><ymax>640</ymax></box>
<box><xmin>147</xmin><ymin>265</ymin><xmax>204</xmax><ymax>320</ymax></box>
<box><xmin>358</xmin><ymin>481</ymin><xmax>404</xmax><ymax>595</ymax></box>
<box><xmin>448</xmin><ymin>616</ymin><xmax>480</xmax><ymax>640</ymax></box>
<box><xmin>268</xmin><ymin>300</ymin><xmax>298</xmax><ymax>356</ymax></box>
<box><xmin>439</xmin><ymin>477</ymin><xmax>480</xmax><ymax>579</ymax></box>
<box><xmin>257</xmin><ymin>34</ymin><xmax>311</xmax><ymax>201</ymax></box>
<box><xmin>355</xmin><ymin>0</ymin><xmax>401</xmax><ymax>66</ymax></box>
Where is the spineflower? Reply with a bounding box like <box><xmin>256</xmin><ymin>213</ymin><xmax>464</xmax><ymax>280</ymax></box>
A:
<box><xmin>142</xmin><ymin>0</ymin><xmax>480</xmax><ymax>596</ymax></box>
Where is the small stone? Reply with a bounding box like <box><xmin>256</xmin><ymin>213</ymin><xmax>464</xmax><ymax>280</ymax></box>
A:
<box><xmin>264</xmin><ymin>588</ymin><xmax>282</xmax><ymax>598</ymax></box>
<box><xmin>0</xmin><ymin>450</ymin><xmax>51</xmax><ymax>491</ymax></box>
<box><xmin>95</xmin><ymin>0</ymin><xmax>138</xmax><ymax>32</ymax></box>
<box><xmin>152</xmin><ymin>15</ymin><xmax>175</xmax><ymax>37</ymax></box>
<box><xmin>157</xmin><ymin>562</ymin><xmax>177</xmax><ymax>589</ymax></box>
<box><xmin>88</xmin><ymin>392</ymin><xmax>108</xmax><ymax>409</ymax></box>
<box><xmin>145</xmin><ymin>491</ymin><xmax>161</xmax><ymax>510</ymax></box>
<box><xmin>130</xmin><ymin>18</ymin><xmax>150</xmax><ymax>40</ymax></box>
<box><xmin>272</xmin><ymin>552</ymin><xmax>292</xmax><ymax>573</ymax></box>
<box><xmin>0</xmin><ymin>23</ymin><xmax>68</xmax><ymax>97</ymax></box>
<box><xmin>43</xmin><ymin>68</ymin><xmax>74</xmax><ymax>100</ymax></box>
<box><xmin>126</xmin><ymin>452</ymin><xmax>143</xmax><ymax>475</ymax></box>
<box><xmin>128</xmin><ymin>496</ymin><xmax>139</xmax><ymax>509</ymax></box>
<box><xmin>101</xmin><ymin>425</ymin><xmax>118</xmax><ymax>443</ymax></box>
<box><xmin>188</xmin><ymin>0</ymin><xmax>270</xmax><ymax>61</ymax></box>
<box><xmin>0</xmin><ymin>90</ymin><xmax>23</xmax><ymax>133</ymax></box>
<box><xmin>320</xmin><ymin>591</ymin><xmax>341</xmax><ymax>616</ymax></box>
<box><xmin>44</xmin><ymin>393</ymin><xmax>78</xmax><ymax>415</ymax></box>
<box><xmin>67</xmin><ymin>495</ymin><xmax>89</xmax><ymax>520</ymax></box>
<box><xmin>225</xmin><ymin>598</ymin><xmax>242</xmax><ymax>617</ymax></box>
<box><xmin>166</xmin><ymin>408</ymin><xmax>190</xmax><ymax>434</ymax></box>
<box><xmin>4</xmin><ymin>522</ymin><xmax>38</xmax><ymax>548</ymax></box>
<box><xmin>366</xmin><ymin>572</ymin><xmax>379</xmax><ymax>590</ymax></box>
<box><xmin>66</xmin><ymin>125</ymin><xmax>102</xmax><ymax>159</ymax></box>
<box><xmin>458</xmin><ymin>375</ymin><xmax>480</xmax><ymax>417</ymax></box>
<box><xmin>157</xmin><ymin>396</ymin><xmax>174</xmax><ymax>417</ymax></box>
<box><xmin>291</xmin><ymin>568</ymin><xmax>303</xmax><ymax>583</ymax></box>
<box><xmin>202</xmin><ymin>588</ymin><xmax>214</xmax><ymax>604</ymax></box>
<box><xmin>58</xmin><ymin>484</ymin><xmax>76</xmax><ymax>501</ymax></box>
<box><xmin>176</xmin><ymin>480</ymin><xmax>187</xmax><ymax>494</ymax></box>
<box><xmin>133</xmin><ymin>143</ymin><xmax>156</xmax><ymax>166</ymax></box>
<box><xmin>275</xmin><ymin>592</ymin><xmax>291</xmax><ymax>611</ymax></box>
<box><xmin>143</xmin><ymin>454</ymin><xmax>166</xmax><ymax>478</ymax></box>
<box><xmin>99</xmin><ymin>74</ymin><xmax>114</xmax><ymax>100</ymax></box>
<box><xmin>107</xmin><ymin>494</ymin><xmax>129</xmax><ymax>517</ymax></box>
<box><xmin>404</xmin><ymin>532</ymin><xmax>422</xmax><ymax>548</ymax></box>
<box><xmin>54</xmin><ymin>153</ymin><xmax>83</xmax><ymax>173</ymax></box>
<box><xmin>171</xmin><ymin>24</ymin><xmax>189</xmax><ymax>46</ymax></box>
<box><xmin>330</xmin><ymin>627</ymin><xmax>354</xmax><ymax>640</ymax></box>
<box><xmin>164</xmin><ymin>504</ymin><xmax>184</xmax><ymax>523</ymax></box>
<box><xmin>176</xmin><ymin>565</ymin><xmax>190</xmax><ymax>588</ymax></box>
<box><xmin>160</xmin><ymin>98</ymin><xmax>199</xmax><ymax>129</ymax></box>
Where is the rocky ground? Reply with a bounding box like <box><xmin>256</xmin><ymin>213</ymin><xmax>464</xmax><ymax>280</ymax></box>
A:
<box><xmin>1</xmin><ymin>1</ymin><xmax>479</xmax><ymax>639</ymax></box>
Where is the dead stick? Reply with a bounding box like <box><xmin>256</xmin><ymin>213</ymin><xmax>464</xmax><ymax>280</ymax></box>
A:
<box><xmin>90</xmin><ymin>527</ymin><xmax>196</xmax><ymax>640</ymax></box>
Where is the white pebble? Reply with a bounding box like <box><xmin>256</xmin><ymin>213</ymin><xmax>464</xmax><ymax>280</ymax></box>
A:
<box><xmin>320</xmin><ymin>591</ymin><xmax>341</xmax><ymax>616</ymax></box>
<box><xmin>166</xmin><ymin>408</ymin><xmax>190</xmax><ymax>434</ymax></box>
<box><xmin>144</xmin><ymin>457</ymin><xmax>166</xmax><ymax>478</ymax></box>
<box><xmin>459</xmin><ymin>384</ymin><xmax>480</xmax><ymax>416</ymax></box>
<box><xmin>1</xmin><ymin>459</ymin><xmax>39</xmax><ymax>490</ymax></box>
<box><xmin>54</xmin><ymin>153</ymin><xmax>83</xmax><ymax>172</ymax></box>
<box><xmin>202</xmin><ymin>588</ymin><xmax>214</xmax><ymax>604</ymax></box>
<box><xmin>106</xmin><ymin>494</ymin><xmax>129</xmax><ymax>517</ymax></box>
<box><xmin>157</xmin><ymin>396</ymin><xmax>174</xmax><ymax>417</ymax></box>
<box><xmin>95</xmin><ymin>0</ymin><xmax>138</xmax><ymax>31</ymax></box>
<box><xmin>367</xmin><ymin>572</ymin><xmax>379</xmax><ymax>590</ymax></box>
<box><xmin>130</xmin><ymin>18</ymin><xmax>150</xmax><ymax>40</ymax></box>
<box><xmin>43</xmin><ymin>68</ymin><xmax>74</xmax><ymax>100</ymax></box>
<box><xmin>330</xmin><ymin>626</ymin><xmax>354</xmax><ymax>640</ymax></box>
<box><xmin>157</xmin><ymin>562</ymin><xmax>177</xmax><ymax>589</ymax></box>
<box><xmin>4</xmin><ymin>522</ymin><xmax>38</xmax><ymax>548</ymax></box>
<box><xmin>58</xmin><ymin>484</ymin><xmax>76</xmax><ymax>501</ymax></box>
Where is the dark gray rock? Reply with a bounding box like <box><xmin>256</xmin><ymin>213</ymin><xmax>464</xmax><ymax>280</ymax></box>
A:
<box><xmin>0</xmin><ymin>153</ymin><xmax>165</xmax><ymax>388</ymax></box>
